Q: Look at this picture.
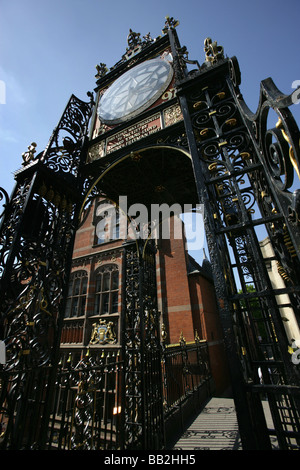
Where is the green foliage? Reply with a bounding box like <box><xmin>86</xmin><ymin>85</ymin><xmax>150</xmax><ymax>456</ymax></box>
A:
<box><xmin>238</xmin><ymin>284</ymin><xmax>268</xmax><ymax>341</ymax></box>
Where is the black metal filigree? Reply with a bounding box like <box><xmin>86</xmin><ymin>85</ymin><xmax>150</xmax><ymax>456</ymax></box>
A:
<box><xmin>175</xmin><ymin>44</ymin><xmax>300</xmax><ymax>449</ymax></box>
<box><xmin>122</xmin><ymin>240</ymin><xmax>164</xmax><ymax>450</ymax></box>
<box><xmin>0</xmin><ymin>92</ymin><xmax>94</xmax><ymax>449</ymax></box>
<box><xmin>40</xmin><ymin>93</ymin><xmax>94</xmax><ymax>176</ymax></box>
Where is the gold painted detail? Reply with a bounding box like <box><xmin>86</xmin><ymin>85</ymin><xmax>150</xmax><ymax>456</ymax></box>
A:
<box><xmin>95</xmin><ymin>63</ymin><xmax>108</xmax><ymax>79</ymax></box>
<box><xmin>89</xmin><ymin>104</ymin><xmax>184</xmax><ymax>163</ymax></box>
<box><xmin>162</xmin><ymin>88</ymin><xmax>176</xmax><ymax>102</ymax></box>
<box><xmin>21</xmin><ymin>350</ymin><xmax>30</xmax><ymax>355</ymax></box>
<box><xmin>161</xmin><ymin>323</ymin><xmax>167</xmax><ymax>343</ymax></box>
<box><xmin>162</xmin><ymin>16</ymin><xmax>180</xmax><ymax>34</ymax></box>
<box><xmin>240</xmin><ymin>152</ymin><xmax>251</xmax><ymax>161</ymax></box>
<box><xmin>283</xmin><ymin>225</ymin><xmax>297</xmax><ymax>258</ymax></box>
<box><xmin>130</xmin><ymin>151</ymin><xmax>142</xmax><ymax>162</ymax></box>
<box><xmin>204</xmin><ymin>37</ymin><xmax>224</xmax><ymax>64</ymax></box>
<box><xmin>276</xmin><ymin>118</ymin><xmax>300</xmax><ymax>180</ymax></box>
<box><xmin>225</xmin><ymin>118</ymin><xmax>237</xmax><ymax>127</ymax></box>
<box><xmin>277</xmin><ymin>261</ymin><xmax>291</xmax><ymax>282</ymax></box>
<box><xmin>89</xmin><ymin>113</ymin><xmax>161</xmax><ymax>162</ymax></box>
<box><xmin>88</xmin><ymin>141</ymin><xmax>105</xmax><ymax>161</ymax></box>
<box><xmin>89</xmin><ymin>319</ymin><xmax>117</xmax><ymax>345</ymax></box>
<box><xmin>163</xmin><ymin>104</ymin><xmax>183</xmax><ymax>127</ymax></box>
<box><xmin>38</xmin><ymin>182</ymin><xmax>73</xmax><ymax>212</ymax></box>
<box><xmin>193</xmin><ymin>101</ymin><xmax>206</xmax><ymax>109</ymax></box>
<box><xmin>200</xmin><ymin>128</ymin><xmax>210</xmax><ymax>136</ymax></box>
<box><xmin>166</xmin><ymin>330</ymin><xmax>204</xmax><ymax>348</ymax></box>
<box><xmin>127</xmin><ymin>29</ymin><xmax>142</xmax><ymax>49</ymax></box>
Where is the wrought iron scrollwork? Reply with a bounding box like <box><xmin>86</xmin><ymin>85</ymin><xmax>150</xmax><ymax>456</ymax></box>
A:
<box><xmin>45</xmin><ymin>351</ymin><xmax>123</xmax><ymax>450</ymax></box>
<box><xmin>230</xmin><ymin>75</ymin><xmax>300</xmax><ymax>299</ymax></box>
<box><xmin>122</xmin><ymin>240</ymin><xmax>164</xmax><ymax>450</ymax></box>
<box><xmin>1</xmin><ymin>191</ymin><xmax>76</xmax><ymax>370</ymax></box>
<box><xmin>18</xmin><ymin>93</ymin><xmax>94</xmax><ymax>176</ymax></box>
<box><xmin>174</xmin><ymin>35</ymin><xmax>300</xmax><ymax>448</ymax></box>
<box><xmin>0</xmin><ymin>186</ymin><xmax>9</xmax><ymax>222</ymax></box>
<box><xmin>40</xmin><ymin>93</ymin><xmax>94</xmax><ymax>176</ymax></box>
<box><xmin>0</xmin><ymin>91</ymin><xmax>94</xmax><ymax>449</ymax></box>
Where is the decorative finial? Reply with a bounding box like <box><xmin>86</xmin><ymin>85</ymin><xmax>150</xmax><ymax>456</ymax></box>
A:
<box><xmin>204</xmin><ymin>37</ymin><xmax>224</xmax><ymax>64</ymax></box>
<box><xmin>22</xmin><ymin>142</ymin><xmax>37</xmax><ymax>166</ymax></box>
<box><xmin>179</xmin><ymin>330</ymin><xmax>185</xmax><ymax>344</ymax></box>
<box><xmin>127</xmin><ymin>29</ymin><xmax>142</xmax><ymax>50</ymax></box>
<box><xmin>95</xmin><ymin>63</ymin><xmax>108</xmax><ymax>79</ymax></box>
<box><xmin>162</xmin><ymin>16</ymin><xmax>180</xmax><ymax>34</ymax></box>
<box><xmin>161</xmin><ymin>323</ymin><xmax>167</xmax><ymax>343</ymax></box>
<box><xmin>142</xmin><ymin>32</ymin><xmax>153</xmax><ymax>44</ymax></box>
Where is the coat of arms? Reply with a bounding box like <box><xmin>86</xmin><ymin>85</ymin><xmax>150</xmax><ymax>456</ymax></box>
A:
<box><xmin>89</xmin><ymin>319</ymin><xmax>117</xmax><ymax>345</ymax></box>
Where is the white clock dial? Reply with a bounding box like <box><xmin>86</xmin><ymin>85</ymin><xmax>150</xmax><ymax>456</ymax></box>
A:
<box><xmin>98</xmin><ymin>58</ymin><xmax>173</xmax><ymax>124</ymax></box>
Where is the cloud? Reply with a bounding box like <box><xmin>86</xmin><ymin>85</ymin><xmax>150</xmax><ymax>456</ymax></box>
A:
<box><xmin>0</xmin><ymin>66</ymin><xmax>28</xmax><ymax>106</ymax></box>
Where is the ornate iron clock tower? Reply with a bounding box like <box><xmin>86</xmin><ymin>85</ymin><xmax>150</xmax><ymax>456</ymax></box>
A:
<box><xmin>0</xmin><ymin>16</ymin><xmax>300</xmax><ymax>450</ymax></box>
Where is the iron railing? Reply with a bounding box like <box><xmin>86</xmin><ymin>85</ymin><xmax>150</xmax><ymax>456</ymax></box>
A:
<box><xmin>162</xmin><ymin>336</ymin><xmax>211</xmax><ymax>415</ymax></box>
<box><xmin>1</xmin><ymin>338</ymin><xmax>211</xmax><ymax>451</ymax></box>
<box><xmin>45</xmin><ymin>350</ymin><xmax>123</xmax><ymax>450</ymax></box>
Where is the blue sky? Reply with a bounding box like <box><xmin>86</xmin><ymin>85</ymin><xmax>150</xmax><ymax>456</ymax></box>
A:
<box><xmin>1</xmin><ymin>0</ymin><xmax>299</xmax><ymax>264</ymax></box>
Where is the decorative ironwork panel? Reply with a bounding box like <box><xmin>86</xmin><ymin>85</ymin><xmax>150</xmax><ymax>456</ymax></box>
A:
<box><xmin>173</xmin><ymin>34</ymin><xmax>300</xmax><ymax>449</ymax></box>
<box><xmin>1</xmin><ymin>21</ymin><xmax>300</xmax><ymax>452</ymax></box>
<box><xmin>0</xmin><ymin>180</ymin><xmax>78</xmax><ymax>448</ymax></box>
<box><xmin>39</xmin><ymin>93</ymin><xmax>94</xmax><ymax>177</ymax></box>
<box><xmin>46</xmin><ymin>351</ymin><xmax>123</xmax><ymax>450</ymax></box>
<box><xmin>0</xmin><ymin>93</ymin><xmax>94</xmax><ymax>449</ymax></box>
<box><xmin>122</xmin><ymin>240</ymin><xmax>164</xmax><ymax>450</ymax></box>
<box><xmin>161</xmin><ymin>335</ymin><xmax>211</xmax><ymax>415</ymax></box>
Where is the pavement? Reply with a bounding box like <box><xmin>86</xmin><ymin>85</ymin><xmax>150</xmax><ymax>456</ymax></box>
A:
<box><xmin>172</xmin><ymin>397</ymin><xmax>277</xmax><ymax>451</ymax></box>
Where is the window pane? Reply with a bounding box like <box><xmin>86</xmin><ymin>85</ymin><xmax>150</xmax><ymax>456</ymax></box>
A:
<box><xmin>97</xmin><ymin>232</ymin><xmax>106</xmax><ymax>245</ymax></box>
<box><xmin>112</xmin><ymin>291</ymin><xmax>118</xmax><ymax>313</ymax></box>
<box><xmin>112</xmin><ymin>271</ymin><xmax>119</xmax><ymax>290</ymax></box>
<box><xmin>103</xmin><ymin>273</ymin><xmax>110</xmax><ymax>291</ymax></box>
<box><xmin>102</xmin><ymin>293</ymin><xmax>109</xmax><ymax>314</ymax></box>
<box><xmin>64</xmin><ymin>272</ymin><xmax>87</xmax><ymax>318</ymax></box>
<box><xmin>74</xmin><ymin>278</ymin><xmax>80</xmax><ymax>296</ymax></box>
<box><xmin>65</xmin><ymin>298</ymin><xmax>72</xmax><ymax>317</ymax></box>
<box><xmin>67</xmin><ymin>281</ymin><xmax>73</xmax><ymax>297</ymax></box>
<box><xmin>82</xmin><ymin>277</ymin><xmax>87</xmax><ymax>295</ymax></box>
<box><xmin>93</xmin><ymin>267</ymin><xmax>119</xmax><ymax>316</ymax></box>
<box><xmin>80</xmin><ymin>296</ymin><xmax>86</xmax><ymax>316</ymax></box>
<box><xmin>72</xmin><ymin>297</ymin><xmax>79</xmax><ymax>317</ymax></box>
<box><xmin>94</xmin><ymin>293</ymin><xmax>100</xmax><ymax>315</ymax></box>
<box><xmin>95</xmin><ymin>275</ymin><xmax>102</xmax><ymax>293</ymax></box>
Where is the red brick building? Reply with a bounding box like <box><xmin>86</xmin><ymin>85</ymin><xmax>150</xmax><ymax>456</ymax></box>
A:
<box><xmin>60</xmin><ymin>197</ymin><xmax>230</xmax><ymax>395</ymax></box>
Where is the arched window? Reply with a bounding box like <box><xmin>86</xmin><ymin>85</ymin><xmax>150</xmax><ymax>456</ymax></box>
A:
<box><xmin>65</xmin><ymin>271</ymin><xmax>88</xmax><ymax>318</ymax></box>
<box><xmin>94</xmin><ymin>265</ymin><xmax>119</xmax><ymax>315</ymax></box>
<box><xmin>94</xmin><ymin>200</ymin><xmax>120</xmax><ymax>245</ymax></box>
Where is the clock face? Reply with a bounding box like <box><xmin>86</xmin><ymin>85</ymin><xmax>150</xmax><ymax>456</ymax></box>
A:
<box><xmin>98</xmin><ymin>58</ymin><xmax>173</xmax><ymax>125</ymax></box>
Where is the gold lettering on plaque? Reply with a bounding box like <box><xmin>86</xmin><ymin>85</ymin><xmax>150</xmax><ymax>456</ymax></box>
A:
<box><xmin>106</xmin><ymin>113</ymin><xmax>161</xmax><ymax>154</ymax></box>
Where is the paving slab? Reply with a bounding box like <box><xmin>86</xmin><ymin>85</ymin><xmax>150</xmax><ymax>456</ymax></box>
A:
<box><xmin>173</xmin><ymin>398</ymin><xmax>242</xmax><ymax>450</ymax></box>
<box><xmin>172</xmin><ymin>397</ymin><xmax>280</xmax><ymax>450</ymax></box>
